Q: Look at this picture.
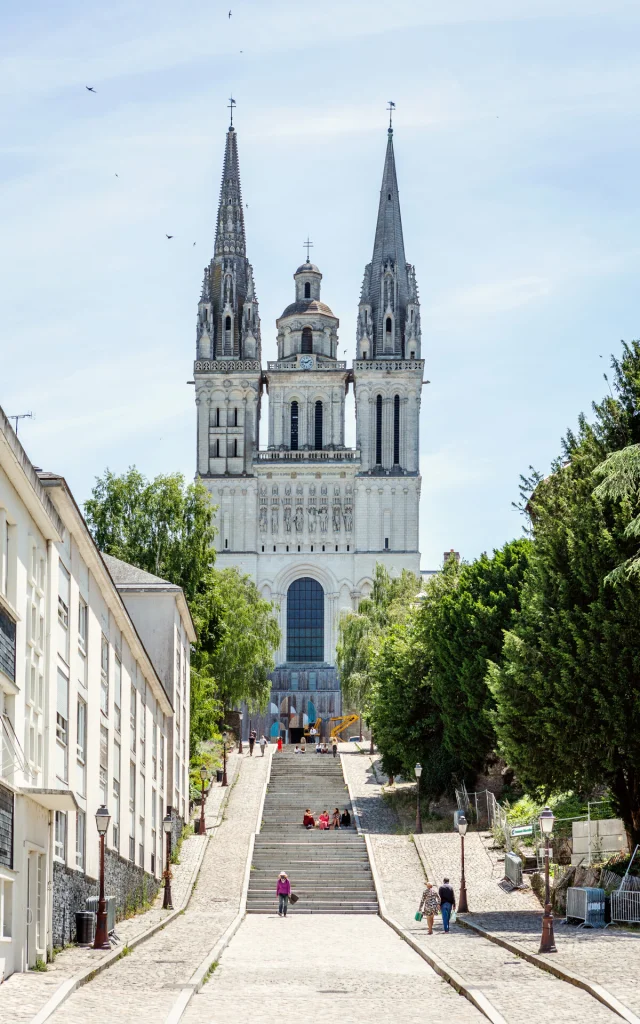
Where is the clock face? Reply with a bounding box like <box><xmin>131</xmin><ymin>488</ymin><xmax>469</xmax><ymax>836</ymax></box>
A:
<box><xmin>300</xmin><ymin>356</ymin><xmax>313</xmax><ymax>370</ymax></box>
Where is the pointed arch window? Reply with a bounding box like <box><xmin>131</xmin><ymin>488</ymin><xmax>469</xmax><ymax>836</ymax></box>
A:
<box><xmin>290</xmin><ymin>401</ymin><xmax>299</xmax><ymax>451</ymax></box>
<box><xmin>314</xmin><ymin>401</ymin><xmax>323</xmax><ymax>450</ymax></box>
<box><xmin>393</xmin><ymin>395</ymin><xmax>400</xmax><ymax>465</ymax></box>
<box><xmin>301</xmin><ymin>327</ymin><xmax>313</xmax><ymax>354</ymax></box>
<box><xmin>304</xmin><ymin>282</ymin><xmax>311</xmax><ymax>299</ymax></box>
<box><xmin>385</xmin><ymin>317</ymin><xmax>392</xmax><ymax>335</ymax></box>
<box><xmin>375</xmin><ymin>395</ymin><xmax>383</xmax><ymax>466</ymax></box>
<box><xmin>225</xmin><ymin>316</ymin><xmax>231</xmax><ymax>331</ymax></box>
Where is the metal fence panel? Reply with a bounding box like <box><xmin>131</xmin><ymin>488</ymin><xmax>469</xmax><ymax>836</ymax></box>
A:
<box><xmin>86</xmin><ymin>895</ymin><xmax>116</xmax><ymax>934</ymax></box>
<box><xmin>566</xmin><ymin>887</ymin><xmax>606</xmax><ymax>927</ymax></box>
<box><xmin>504</xmin><ymin>852</ymin><xmax>523</xmax><ymax>887</ymax></box>
<box><xmin>611</xmin><ymin>890</ymin><xmax>640</xmax><ymax>925</ymax></box>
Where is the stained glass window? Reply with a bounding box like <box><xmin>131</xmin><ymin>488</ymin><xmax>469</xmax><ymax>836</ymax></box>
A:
<box><xmin>287</xmin><ymin>578</ymin><xmax>323</xmax><ymax>663</ymax></box>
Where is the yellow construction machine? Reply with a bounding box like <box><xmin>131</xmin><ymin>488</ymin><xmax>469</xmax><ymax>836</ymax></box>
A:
<box><xmin>328</xmin><ymin>714</ymin><xmax>360</xmax><ymax>739</ymax></box>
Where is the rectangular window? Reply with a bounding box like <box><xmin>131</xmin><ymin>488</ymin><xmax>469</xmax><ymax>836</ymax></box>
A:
<box><xmin>129</xmin><ymin>761</ymin><xmax>135</xmax><ymax>861</ymax></box>
<box><xmin>175</xmin><ymin>754</ymin><xmax>180</xmax><ymax>794</ymax></box>
<box><xmin>152</xmin><ymin>725</ymin><xmax>157</xmax><ymax>780</ymax></box>
<box><xmin>76</xmin><ymin>699</ymin><xmax>87</xmax><ymax>797</ymax></box>
<box><xmin>57</xmin><ymin>563</ymin><xmax>70</xmax><ymax>661</ymax></box>
<box><xmin>54</xmin><ymin>810</ymin><xmax>66</xmax><ymax>861</ymax></box>
<box><xmin>151</xmin><ymin>789</ymin><xmax>156</xmax><ymax>874</ymax></box>
<box><xmin>99</xmin><ymin>725</ymin><xmax>108</xmax><ymax>803</ymax></box>
<box><xmin>0</xmin><ymin>516</ymin><xmax>8</xmax><ymax>598</ymax></box>
<box><xmin>114</xmin><ymin>657</ymin><xmax>122</xmax><ymax>733</ymax></box>
<box><xmin>0</xmin><ymin>877</ymin><xmax>13</xmax><ymax>939</ymax></box>
<box><xmin>0</xmin><ymin>785</ymin><xmax>14</xmax><ymax>869</ymax></box>
<box><xmin>100</xmin><ymin>636</ymin><xmax>109</xmax><ymax>716</ymax></box>
<box><xmin>375</xmin><ymin>394</ymin><xmax>383</xmax><ymax>465</ymax></box>
<box><xmin>113</xmin><ymin>742</ymin><xmax>121</xmax><ymax>849</ymax></box>
<box><xmin>56</xmin><ymin>669</ymin><xmax>69</xmax><ymax>782</ymax></box>
<box><xmin>286</xmin><ymin>578</ymin><xmax>324</xmax><ymax>663</ymax></box>
<box><xmin>308</xmin><ymin>671</ymin><xmax>317</xmax><ymax>690</ymax></box>
<box><xmin>76</xmin><ymin>810</ymin><xmax>86</xmax><ymax>870</ymax></box>
<box><xmin>130</xmin><ymin>683</ymin><xmax>136</xmax><ymax>751</ymax></box>
<box><xmin>393</xmin><ymin>394</ymin><xmax>400</xmax><ymax>465</ymax></box>
<box><xmin>78</xmin><ymin>599</ymin><xmax>87</xmax><ymax>654</ymax></box>
<box><xmin>159</xmin><ymin>734</ymin><xmax>164</xmax><ymax>790</ymax></box>
<box><xmin>0</xmin><ymin>609</ymin><xmax>16</xmax><ymax>684</ymax></box>
<box><xmin>140</xmin><ymin>699</ymin><xmax>146</xmax><ymax>767</ymax></box>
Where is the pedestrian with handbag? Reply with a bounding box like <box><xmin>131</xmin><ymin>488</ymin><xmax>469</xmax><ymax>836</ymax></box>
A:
<box><xmin>438</xmin><ymin>877</ymin><xmax>456</xmax><ymax>933</ymax></box>
<box><xmin>276</xmin><ymin>871</ymin><xmax>291</xmax><ymax>917</ymax></box>
<box><xmin>417</xmin><ymin>882</ymin><xmax>440</xmax><ymax>935</ymax></box>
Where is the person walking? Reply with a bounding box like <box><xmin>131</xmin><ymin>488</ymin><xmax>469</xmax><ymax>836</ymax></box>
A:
<box><xmin>259</xmin><ymin>734</ymin><xmax>267</xmax><ymax>756</ymax></box>
<box><xmin>277</xmin><ymin>871</ymin><xmax>291</xmax><ymax>917</ymax></box>
<box><xmin>249</xmin><ymin>729</ymin><xmax>257</xmax><ymax>756</ymax></box>
<box><xmin>277</xmin><ymin>736</ymin><xmax>283</xmax><ymax>752</ymax></box>
<box><xmin>439</xmin><ymin>877</ymin><xmax>456</xmax><ymax>932</ymax></box>
<box><xmin>418</xmin><ymin>882</ymin><xmax>440</xmax><ymax>934</ymax></box>
<box><xmin>331</xmin><ymin>736</ymin><xmax>338</xmax><ymax>758</ymax></box>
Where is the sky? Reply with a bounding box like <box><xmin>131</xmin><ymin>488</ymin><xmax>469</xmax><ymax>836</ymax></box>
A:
<box><xmin>1</xmin><ymin>0</ymin><xmax>640</xmax><ymax>569</ymax></box>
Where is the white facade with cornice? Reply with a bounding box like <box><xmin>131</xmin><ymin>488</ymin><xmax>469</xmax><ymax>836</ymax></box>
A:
<box><xmin>194</xmin><ymin>121</ymin><xmax>423</xmax><ymax>741</ymax></box>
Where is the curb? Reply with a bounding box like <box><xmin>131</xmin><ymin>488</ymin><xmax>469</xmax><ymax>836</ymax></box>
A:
<box><xmin>340</xmin><ymin>754</ymin><xmax>364</xmax><ymax>835</ymax></box>
<box><xmin>30</xmin><ymin>757</ymin><xmax>240</xmax><ymax>1024</ymax></box>
<box><xmin>457</xmin><ymin>917</ymin><xmax>640</xmax><ymax>1024</ymax></box>
<box><xmin>363</xmin><ymin>833</ymin><xmax>507</xmax><ymax>1024</ymax></box>
<box><xmin>164</xmin><ymin>751</ymin><xmax>272</xmax><ymax>1024</ymax></box>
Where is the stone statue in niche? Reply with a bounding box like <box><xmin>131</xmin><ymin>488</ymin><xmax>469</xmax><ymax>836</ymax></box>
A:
<box><xmin>224</xmin><ymin>274</ymin><xmax>232</xmax><ymax>303</ymax></box>
<box><xmin>285</xmin><ymin>484</ymin><xmax>291</xmax><ymax>496</ymax></box>
<box><xmin>296</xmin><ymin>485</ymin><xmax>303</xmax><ymax>496</ymax></box>
<box><xmin>334</xmin><ymin>486</ymin><xmax>340</xmax><ymax>496</ymax></box>
<box><xmin>343</xmin><ymin>505</ymin><xmax>353</xmax><ymax>532</ymax></box>
<box><xmin>259</xmin><ymin>505</ymin><xmax>268</xmax><ymax>532</ymax></box>
<box><xmin>318</xmin><ymin>506</ymin><xmax>328</xmax><ymax>533</ymax></box>
<box><xmin>284</xmin><ymin>506</ymin><xmax>292</xmax><ymax>532</ymax></box>
<box><xmin>259</xmin><ymin>484</ymin><xmax>267</xmax><ymax>497</ymax></box>
<box><xmin>272</xmin><ymin>485</ymin><xmax>279</xmax><ymax>495</ymax></box>
<box><xmin>309</xmin><ymin>485</ymin><xmax>316</xmax><ymax>496</ymax></box>
<box><xmin>321</xmin><ymin>485</ymin><xmax>327</xmax><ymax>495</ymax></box>
<box><xmin>332</xmin><ymin>505</ymin><xmax>341</xmax><ymax>532</ymax></box>
<box><xmin>308</xmin><ymin>506</ymin><xmax>317</xmax><ymax>532</ymax></box>
<box><xmin>294</xmin><ymin>506</ymin><xmax>304</xmax><ymax>532</ymax></box>
<box><xmin>271</xmin><ymin>505</ymin><xmax>279</xmax><ymax>533</ymax></box>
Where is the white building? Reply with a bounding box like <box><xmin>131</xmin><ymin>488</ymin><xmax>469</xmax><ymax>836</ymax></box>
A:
<box><xmin>0</xmin><ymin>409</ymin><xmax>194</xmax><ymax>976</ymax></box>
<box><xmin>193</xmin><ymin>118</ymin><xmax>423</xmax><ymax>741</ymax></box>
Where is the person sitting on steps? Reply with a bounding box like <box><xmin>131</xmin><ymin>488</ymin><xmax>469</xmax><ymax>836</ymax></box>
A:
<box><xmin>340</xmin><ymin>808</ymin><xmax>351</xmax><ymax>827</ymax></box>
<box><xmin>303</xmin><ymin>809</ymin><xmax>315</xmax><ymax>829</ymax></box>
<box><xmin>318</xmin><ymin>810</ymin><xmax>330</xmax><ymax>830</ymax></box>
<box><xmin>331</xmin><ymin>808</ymin><xmax>340</xmax><ymax>829</ymax></box>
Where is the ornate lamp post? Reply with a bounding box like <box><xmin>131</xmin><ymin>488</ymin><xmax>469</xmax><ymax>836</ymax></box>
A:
<box><xmin>162</xmin><ymin>812</ymin><xmax>173</xmax><ymax>909</ymax></box>
<box><xmin>538</xmin><ymin>806</ymin><xmax>557</xmax><ymax>953</ymax></box>
<box><xmin>238</xmin><ymin>711</ymin><xmax>243</xmax><ymax>754</ymax></box>
<box><xmin>221</xmin><ymin>731</ymin><xmax>228</xmax><ymax>787</ymax></box>
<box><xmin>198</xmin><ymin>765</ymin><xmax>208</xmax><ymax>835</ymax></box>
<box><xmin>93</xmin><ymin>805</ymin><xmax>111</xmax><ymax>950</ymax></box>
<box><xmin>458</xmin><ymin>813</ymin><xmax>469</xmax><ymax>913</ymax></box>
<box><xmin>415</xmin><ymin>763</ymin><xmax>423</xmax><ymax>834</ymax></box>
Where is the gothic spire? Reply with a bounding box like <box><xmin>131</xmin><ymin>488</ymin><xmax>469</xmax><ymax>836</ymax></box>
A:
<box><xmin>370</xmin><ymin>126</ymin><xmax>407</xmax><ymax>290</ymax></box>
<box><xmin>214</xmin><ymin>124</ymin><xmax>246</xmax><ymax>258</ymax></box>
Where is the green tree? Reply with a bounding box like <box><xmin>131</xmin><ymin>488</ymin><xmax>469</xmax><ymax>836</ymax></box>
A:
<box><xmin>84</xmin><ymin>468</ymin><xmax>280</xmax><ymax>750</ymax></box>
<box><xmin>427</xmin><ymin>538</ymin><xmax>531</xmax><ymax>773</ymax></box>
<box><xmin>489</xmin><ymin>342</ymin><xmax>640</xmax><ymax>844</ymax></box>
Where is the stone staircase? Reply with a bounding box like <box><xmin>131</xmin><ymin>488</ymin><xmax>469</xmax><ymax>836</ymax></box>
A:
<box><xmin>247</xmin><ymin>750</ymin><xmax>378</xmax><ymax>914</ymax></box>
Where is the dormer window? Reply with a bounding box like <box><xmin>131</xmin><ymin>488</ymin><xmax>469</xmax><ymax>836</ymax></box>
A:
<box><xmin>304</xmin><ymin>282</ymin><xmax>311</xmax><ymax>299</ymax></box>
<box><xmin>301</xmin><ymin>327</ymin><xmax>313</xmax><ymax>354</ymax></box>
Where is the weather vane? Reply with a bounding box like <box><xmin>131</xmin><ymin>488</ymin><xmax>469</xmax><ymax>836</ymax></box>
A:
<box><xmin>387</xmin><ymin>100</ymin><xmax>396</xmax><ymax>131</ymax></box>
<box><xmin>303</xmin><ymin>237</ymin><xmax>314</xmax><ymax>262</ymax></box>
<box><xmin>228</xmin><ymin>95</ymin><xmax>236</xmax><ymax>127</ymax></box>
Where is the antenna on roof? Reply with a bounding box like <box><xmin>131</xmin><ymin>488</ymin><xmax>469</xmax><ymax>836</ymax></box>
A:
<box><xmin>8</xmin><ymin>412</ymin><xmax>33</xmax><ymax>437</ymax></box>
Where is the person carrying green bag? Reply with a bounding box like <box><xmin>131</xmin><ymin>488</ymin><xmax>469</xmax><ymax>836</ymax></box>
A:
<box><xmin>417</xmin><ymin>882</ymin><xmax>440</xmax><ymax>934</ymax></box>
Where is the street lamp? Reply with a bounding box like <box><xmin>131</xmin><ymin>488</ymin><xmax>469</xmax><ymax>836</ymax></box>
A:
<box><xmin>198</xmin><ymin>765</ymin><xmax>208</xmax><ymax>835</ymax></box>
<box><xmin>93</xmin><ymin>805</ymin><xmax>111</xmax><ymax>949</ymax></box>
<box><xmin>415</xmin><ymin>763</ymin><xmax>423</xmax><ymax>834</ymax></box>
<box><xmin>238</xmin><ymin>711</ymin><xmax>243</xmax><ymax>755</ymax></box>
<box><xmin>458</xmin><ymin>813</ymin><xmax>469</xmax><ymax>913</ymax></box>
<box><xmin>221</xmin><ymin>731</ymin><xmax>228</xmax><ymax>787</ymax></box>
<box><xmin>162</xmin><ymin>812</ymin><xmax>173</xmax><ymax>909</ymax></box>
<box><xmin>538</xmin><ymin>806</ymin><xmax>557</xmax><ymax>953</ymax></box>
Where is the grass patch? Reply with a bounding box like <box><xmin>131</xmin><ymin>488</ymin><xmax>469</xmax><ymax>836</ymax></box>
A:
<box><xmin>382</xmin><ymin>787</ymin><xmax>449</xmax><ymax>834</ymax></box>
<box><xmin>202</xmin><ymin>961</ymin><xmax>218</xmax><ymax>985</ymax></box>
<box><xmin>31</xmin><ymin>958</ymin><xmax>48</xmax><ymax>972</ymax></box>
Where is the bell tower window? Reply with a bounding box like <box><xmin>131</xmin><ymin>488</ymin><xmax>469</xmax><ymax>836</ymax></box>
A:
<box><xmin>314</xmin><ymin>401</ymin><xmax>323</xmax><ymax>450</ymax></box>
<box><xmin>304</xmin><ymin>282</ymin><xmax>311</xmax><ymax>299</ymax></box>
<box><xmin>385</xmin><ymin>317</ymin><xmax>392</xmax><ymax>334</ymax></box>
<box><xmin>301</xmin><ymin>327</ymin><xmax>313</xmax><ymax>354</ymax></box>
<box><xmin>290</xmin><ymin>401</ymin><xmax>299</xmax><ymax>451</ymax></box>
<box><xmin>393</xmin><ymin>395</ymin><xmax>400</xmax><ymax>465</ymax></box>
<box><xmin>225</xmin><ymin>316</ymin><xmax>231</xmax><ymax>331</ymax></box>
<box><xmin>375</xmin><ymin>395</ymin><xmax>383</xmax><ymax>466</ymax></box>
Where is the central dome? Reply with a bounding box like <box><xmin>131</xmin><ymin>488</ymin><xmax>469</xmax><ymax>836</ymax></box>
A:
<box><xmin>295</xmin><ymin>261</ymin><xmax>321</xmax><ymax>275</ymax></box>
<box><xmin>279</xmin><ymin>299</ymin><xmax>335</xmax><ymax>319</ymax></box>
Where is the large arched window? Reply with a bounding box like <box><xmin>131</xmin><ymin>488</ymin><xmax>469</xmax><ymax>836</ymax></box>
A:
<box><xmin>304</xmin><ymin>282</ymin><xmax>311</xmax><ymax>299</ymax></box>
<box><xmin>393</xmin><ymin>394</ymin><xmax>400</xmax><ymax>465</ymax></box>
<box><xmin>287</xmin><ymin>578</ymin><xmax>324</xmax><ymax>662</ymax></box>
<box><xmin>375</xmin><ymin>394</ymin><xmax>383</xmax><ymax>465</ymax></box>
<box><xmin>314</xmin><ymin>400</ymin><xmax>323</xmax><ymax>450</ymax></box>
<box><xmin>290</xmin><ymin>401</ymin><xmax>299</xmax><ymax>450</ymax></box>
<box><xmin>301</xmin><ymin>327</ymin><xmax>313</xmax><ymax>353</ymax></box>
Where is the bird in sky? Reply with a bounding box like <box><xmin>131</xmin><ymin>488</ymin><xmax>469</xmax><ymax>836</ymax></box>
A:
<box><xmin>114</xmin><ymin>173</ymin><xmax>119</xmax><ymax>177</ymax></box>
<box><xmin>85</xmin><ymin>86</ymin><xmax>96</xmax><ymax>93</ymax></box>
<box><xmin>166</xmin><ymin>234</ymin><xmax>174</xmax><ymax>239</ymax></box>
<box><xmin>193</xmin><ymin>242</ymin><xmax>196</xmax><ymax>246</ymax></box>
<box><xmin>228</xmin><ymin>9</ymin><xmax>232</xmax><ymax>17</ymax></box>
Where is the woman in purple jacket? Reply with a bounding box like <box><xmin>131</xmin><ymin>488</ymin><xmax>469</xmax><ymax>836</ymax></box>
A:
<box><xmin>277</xmin><ymin>871</ymin><xmax>291</xmax><ymax>917</ymax></box>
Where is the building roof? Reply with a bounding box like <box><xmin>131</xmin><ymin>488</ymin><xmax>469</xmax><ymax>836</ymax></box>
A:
<box><xmin>101</xmin><ymin>553</ymin><xmax>179</xmax><ymax>588</ymax></box>
<box><xmin>295</xmin><ymin>262</ymin><xmax>321</xmax><ymax>275</ymax></box>
<box><xmin>279</xmin><ymin>299</ymin><xmax>336</xmax><ymax>319</ymax></box>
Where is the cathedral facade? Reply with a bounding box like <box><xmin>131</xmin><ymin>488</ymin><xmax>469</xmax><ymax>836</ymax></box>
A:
<box><xmin>193</xmin><ymin>118</ymin><xmax>423</xmax><ymax>741</ymax></box>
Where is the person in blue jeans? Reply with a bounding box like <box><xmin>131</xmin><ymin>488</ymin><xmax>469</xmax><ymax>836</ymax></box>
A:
<box><xmin>438</xmin><ymin>878</ymin><xmax>456</xmax><ymax>932</ymax></box>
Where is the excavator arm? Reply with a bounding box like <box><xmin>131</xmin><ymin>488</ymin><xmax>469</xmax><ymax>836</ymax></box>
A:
<box><xmin>328</xmin><ymin>714</ymin><xmax>360</xmax><ymax>739</ymax></box>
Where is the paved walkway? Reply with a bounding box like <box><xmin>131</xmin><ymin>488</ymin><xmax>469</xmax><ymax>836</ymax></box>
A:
<box><xmin>342</xmin><ymin>750</ymin><xmax>621</xmax><ymax>1024</ymax></box>
<box><xmin>0</xmin><ymin>753</ymin><xmax>241</xmax><ymax>1024</ymax></box>
<box><xmin>182</xmin><ymin>914</ymin><xmax>484</xmax><ymax>1024</ymax></box>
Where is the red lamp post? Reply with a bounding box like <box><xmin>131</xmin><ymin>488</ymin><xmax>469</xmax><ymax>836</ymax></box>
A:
<box><xmin>458</xmin><ymin>813</ymin><xmax>469</xmax><ymax>913</ymax></box>
<box><xmin>162</xmin><ymin>812</ymin><xmax>173</xmax><ymax>910</ymax></box>
<box><xmin>538</xmin><ymin>806</ymin><xmax>557</xmax><ymax>953</ymax></box>
<box><xmin>93</xmin><ymin>805</ymin><xmax>111</xmax><ymax>950</ymax></box>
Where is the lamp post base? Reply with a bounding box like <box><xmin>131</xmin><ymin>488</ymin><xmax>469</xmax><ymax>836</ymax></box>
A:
<box><xmin>539</xmin><ymin>905</ymin><xmax>556</xmax><ymax>953</ymax></box>
<box><xmin>93</xmin><ymin>902</ymin><xmax>110</xmax><ymax>950</ymax></box>
<box><xmin>162</xmin><ymin>885</ymin><xmax>173</xmax><ymax>911</ymax></box>
<box><xmin>458</xmin><ymin>880</ymin><xmax>469</xmax><ymax>914</ymax></box>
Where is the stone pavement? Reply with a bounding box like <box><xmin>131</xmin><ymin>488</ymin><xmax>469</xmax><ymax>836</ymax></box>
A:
<box><xmin>342</xmin><ymin>750</ymin><xmax>621</xmax><ymax>1024</ymax></box>
<box><xmin>182</xmin><ymin>913</ymin><xmax>484</xmax><ymax>1024</ymax></box>
<box><xmin>43</xmin><ymin>748</ymin><xmax>268</xmax><ymax>1024</ymax></box>
<box><xmin>0</xmin><ymin>753</ymin><xmax>239</xmax><ymax>1024</ymax></box>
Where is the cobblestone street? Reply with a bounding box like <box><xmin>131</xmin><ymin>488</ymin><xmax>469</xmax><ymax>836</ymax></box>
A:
<box><xmin>342</xmin><ymin>750</ymin><xmax>624</xmax><ymax>1024</ymax></box>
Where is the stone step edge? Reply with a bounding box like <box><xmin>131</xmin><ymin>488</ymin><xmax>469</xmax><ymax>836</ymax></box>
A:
<box><xmin>29</xmin><ymin>752</ymin><xmax>243</xmax><ymax>1024</ymax></box>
